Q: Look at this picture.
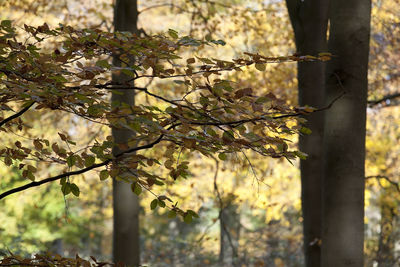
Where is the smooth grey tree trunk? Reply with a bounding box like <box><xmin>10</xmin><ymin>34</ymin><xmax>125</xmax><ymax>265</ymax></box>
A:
<box><xmin>322</xmin><ymin>0</ymin><xmax>371</xmax><ymax>266</ymax></box>
<box><xmin>285</xmin><ymin>1</ymin><xmax>329</xmax><ymax>266</ymax></box>
<box><xmin>112</xmin><ymin>0</ymin><xmax>140</xmax><ymax>266</ymax></box>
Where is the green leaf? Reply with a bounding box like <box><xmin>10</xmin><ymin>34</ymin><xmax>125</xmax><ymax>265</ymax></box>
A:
<box><xmin>150</xmin><ymin>199</ymin><xmax>158</xmax><ymax>210</ymax></box>
<box><xmin>99</xmin><ymin>170</ymin><xmax>109</xmax><ymax>180</ymax></box>
<box><xmin>184</xmin><ymin>214</ymin><xmax>193</xmax><ymax>224</ymax></box>
<box><xmin>67</xmin><ymin>155</ymin><xmax>76</xmax><ymax>167</ymax></box>
<box><xmin>300</xmin><ymin>126</ymin><xmax>312</xmax><ymax>135</ymax></box>
<box><xmin>294</xmin><ymin>151</ymin><xmax>308</xmax><ymax>160</ymax></box>
<box><xmin>168</xmin><ymin>29</ymin><xmax>179</xmax><ymax>39</ymax></box>
<box><xmin>218</xmin><ymin>153</ymin><xmax>227</xmax><ymax>161</ymax></box>
<box><xmin>167</xmin><ymin>210</ymin><xmax>177</xmax><ymax>218</ymax></box>
<box><xmin>95</xmin><ymin>59</ymin><xmax>110</xmax><ymax>69</ymax></box>
<box><xmin>131</xmin><ymin>183</ymin><xmax>142</xmax><ymax>196</ymax></box>
<box><xmin>62</xmin><ymin>183</ymin><xmax>71</xmax><ymax>196</ymax></box>
<box><xmin>158</xmin><ymin>200</ymin><xmax>166</xmax><ymax>208</ymax></box>
<box><xmin>84</xmin><ymin>155</ymin><xmax>95</xmax><ymax>167</ymax></box>
<box><xmin>255</xmin><ymin>63</ymin><xmax>266</xmax><ymax>71</ymax></box>
<box><xmin>70</xmin><ymin>183</ymin><xmax>80</xmax><ymax>197</ymax></box>
<box><xmin>121</xmin><ymin>69</ymin><xmax>137</xmax><ymax>77</ymax></box>
<box><xmin>214</xmin><ymin>80</ymin><xmax>233</xmax><ymax>92</ymax></box>
<box><xmin>211</xmin><ymin>39</ymin><xmax>226</xmax><ymax>46</ymax></box>
<box><xmin>187</xmin><ymin>209</ymin><xmax>199</xmax><ymax>218</ymax></box>
<box><xmin>1</xmin><ymin>20</ymin><xmax>12</xmax><ymax>28</ymax></box>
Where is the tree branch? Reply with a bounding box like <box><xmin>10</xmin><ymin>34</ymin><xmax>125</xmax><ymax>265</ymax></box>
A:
<box><xmin>365</xmin><ymin>175</ymin><xmax>400</xmax><ymax>193</ymax></box>
<box><xmin>0</xmin><ymin>133</ymin><xmax>166</xmax><ymax>200</ymax></box>
<box><xmin>0</xmin><ymin>91</ymin><xmax>344</xmax><ymax>200</ymax></box>
<box><xmin>368</xmin><ymin>92</ymin><xmax>400</xmax><ymax>107</ymax></box>
<box><xmin>0</xmin><ymin>101</ymin><xmax>35</xmax><ymax>128</ymax></box>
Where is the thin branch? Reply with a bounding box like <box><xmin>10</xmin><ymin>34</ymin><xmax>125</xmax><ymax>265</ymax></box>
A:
<box><xmin>0</xmin><ymin>101</ymin><xmax>35</xmax><ymax>128</ymax></box>
<box><xmin>0</xmin><ymin>132</ymin><xmax>168</xmax><ymax>200</ymax></box>
<box><xmin>365</xmin><ymin>175</ymin><xmax>400</xmax><ymax>193</ymax></box>
<box><xmin>139</xmin><ymin>3</ymin><xmax>186</xmax><ymax>14</ymax></box>
<box><xmin>368</xmin><ymin>92</ymin><xmax>400</xmax><ymax>107</ymax></box>
<box><xmin>184</xmin><ymin>91</ymin><xmax>345</xmax><ymax>126</ymax></box>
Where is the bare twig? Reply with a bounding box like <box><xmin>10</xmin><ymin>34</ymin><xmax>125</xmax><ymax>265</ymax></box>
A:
<box><xmin>368</xmin><ymin>92</ymin><xmax>400</xmax><ymax>107</ymax></box>
<box><xmin>366</xmin><ymin>175</ymin><xmax>400</xmax><ymax>193</ymax></box>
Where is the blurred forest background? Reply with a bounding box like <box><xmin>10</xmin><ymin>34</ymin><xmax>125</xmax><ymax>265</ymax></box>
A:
<box><xmin>0</xmin><ymin>0</ymin><xmax>399</xmax><ymax>266</ymax></box>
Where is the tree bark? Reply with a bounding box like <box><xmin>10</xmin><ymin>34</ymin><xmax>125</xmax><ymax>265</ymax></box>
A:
<box><xmin>377</xmin><ymin>189</ymin><xmax>396</xmax><ymax>267</ymax></box>
<box><xmin>219</xmin><ymin>203</ymin><xmax>240</xmax><ymax>267</ymax></box>
<box><xmin>285</xmin><ymin>1</ymin><xmax>329</xmax><ymax>266</ymax></box>
<box><xmin>112</xmin><ymin>0</ymin><xmax>140</xmax><ymax>266</ymax></box>
<box><xmin>322</xmin><ymin>0</ymin><xmax>371</xmax><ymax>266</ymax></box>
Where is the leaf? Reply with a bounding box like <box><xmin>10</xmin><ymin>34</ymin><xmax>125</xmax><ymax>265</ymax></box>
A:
<box><xmin>67</xmin><ymin>155</ymin><xmax>76</xmax><ymax>167</ymax></box>
<box><xmin>70</xmin><ymin>183</ymin><xmax>80</xmax><ymax>197</ymax></box>
<box><xmin>158</xmin><ymin>200</ymin><xmax>166</xmax><ymax>208</ymax></box>
<box><xmin>1</xmin><ymin>20</ymin><xmax>12</xmax><ymax>28</ymax></box>
<box><xmin>131</xmin><ymin>183</ymin><xmax>142</xmax><ymax>196</ymax></box>
<box><xmin>95</xmin><ymin>60</ymin><xmax>110</xmax><ymax>69</ymax></box>
<box><xmin>84</xmin><ymin>155</ymin><xmax>95</xmax><ymax>167</ymax></box>
<box><xmin>300</xmin><ymin>127</ymin><xmax>312</xmax><ymax>135</ymax></box>
<box><xmin>184</xmin><ymin>214</ymin><xmax>193</xmax><ymax>224</ymax></box>
<box><xmin>167</xmin><ymin>210</ymin><xmax>177</xmax><ymax>218</ymax></box>
<box><xmin>62</xmin><ymin>183</ymin><xmax>71</xmax><ymax>196</ymax></box>
<box><xmin>187</xmin><ymin>209</ymin><xmax>199</xmax><ymax>218</ymax></box>
<box><xmin>255</xmin><ymin>63</ymin><xmax>266</xmax><ymax>71</ymax></box>
<box><xmin>58</xmin><ymin>132</ymin><xmax>67</xmax><ymax>141</ymax></box>
<box><xmin>27</xmin><ymin>165</ymin><xmax>37</xmax><ymax>173</ymax></box>
<box><xmin>186</xmin><ymin>58</ymin><xmax>195</xmax><ymax>64</ymax></box>
<box><xmin>234</xmin><ymin>88</ymin><xmax>253</xmax><ymax>99</ymax></box>
<box><xmin>150</xmin><ymin>199</ymin><xmax>158</xmax><ymax>210</ymax></box>
<box><xmin>164</xmin><ymin>159</ymin><xmax>174</xmax><ymax>170</ymax></box>
<box><xmin>294</xmin><ymin>151</ymin><xmax>308</xmax><ymax>160</ymax></box>
<box><xmin>218</xmin><ymin>153</ymin><xmax>227</xmax><ymax>161</ymax></box>
<box><xmin>99</xmin><ymin>170</ymin><xmax>109</xmax><ymax>180</ymax></box>
<box><xmin>33</xmin><ymin>139</ymin><xmax>43</xmax><ymax>150</ymax></box>
<box><xmin>168</xmin><ymin>29</ymin><xmax>179</xmax><ymax>39</ymax></box>
<box><xmin>4</xmin><ymin>156</ymin><xmax>12</xmax><ymax>166</ymax></box>
<box><xmin>210</xmin><ymin>39</ymin><xmax>226</xmax><ymax>46</ymax></box>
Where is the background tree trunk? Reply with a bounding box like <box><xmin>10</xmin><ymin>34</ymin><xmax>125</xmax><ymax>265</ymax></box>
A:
<box><xmin>285</xmin><ymin>1</ymin><xmax>329</xmax><ymax>266</ymax></box>
<box><xmin>322</xmin><ymin>0</ymin><xmax>371</xmax><ymax>266</ymax></box>
<box><xmin>377</xmin><ymin>188</ymin><xmax>396</xmax><ymax>267</ymax></box>
<box><xmin>219</xmin><ymin>203</ymin><xmax>240</xmax><ymax>267</ymax></box>
<box><xmin>112</xmin><ymin>0</ymin><xmax>140</xmax><ymax>265</ymax></box>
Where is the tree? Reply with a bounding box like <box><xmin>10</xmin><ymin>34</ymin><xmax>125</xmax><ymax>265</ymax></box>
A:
<box><xmin>286</xmin><ymin>0</ymin><xmax>371</xmax><ymax>266</ymax></box>
<box><xmin>285</xmin><ymin>1</ymin><xmax>329</xmax><ymax>266</ymax></box>
<box><xmin>112</xmin><ymin>0</ymin><xmax>140</xmax><ymax>265</ymax></box>
<box><xmin>322</xmin><ymin>1</ymin><xmax>371</xmax><ymax>265</ymax></box>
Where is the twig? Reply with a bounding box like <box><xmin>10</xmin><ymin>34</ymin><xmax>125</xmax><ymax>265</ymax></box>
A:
<box><xmin>0</xmin><ymin>130</ymin><xmax>170</xmax><ymax>200</ymax></box>
<box><xmin>368</xmin><ymin>92</ymin><xmax>400</xmax><ymax>107</ymax></box>
<box><xmin>0</xmin><ymin>101</ymin><xmax>35</xmax><ymax>128</ymax></box>
<box><xmin>366</xmin><ymin>175</ymin><xmax>400</xmax><ymax>193</ymax></box>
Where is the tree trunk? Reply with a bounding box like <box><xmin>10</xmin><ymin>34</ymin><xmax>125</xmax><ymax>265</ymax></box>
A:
<box><xmin>112</xmin><ymin>0</ymin><xmax>140</xmax><ymax>266</ymax></box>
<box><xmin>219</xmin><ymin>203</ymin><xmax>240</xmax><ymax>267</ymax></box>
<box><xmin>322</xmin><ymin>0</ymin><xmax>371</xmax><ymax>266</ymax></box>
<box><xmin>377</xmin><ymin>189</ymin><xmax>396</xmax><ymax>267</ymax></box>
<box><xmin>285</xmin><ymin>1</ymin><xmax>329</xmax><ymax>266</ymax></box>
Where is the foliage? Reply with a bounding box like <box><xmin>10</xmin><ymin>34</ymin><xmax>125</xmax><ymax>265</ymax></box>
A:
<box><xmin>0</xmin><ymin>253</ymin><xmax>120</xmax><ymax>267</ymax></box>
<box><xmin>0</xmin><ymin>20</ymin><xmax>326</xmax><ymax>218</ymax></box>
